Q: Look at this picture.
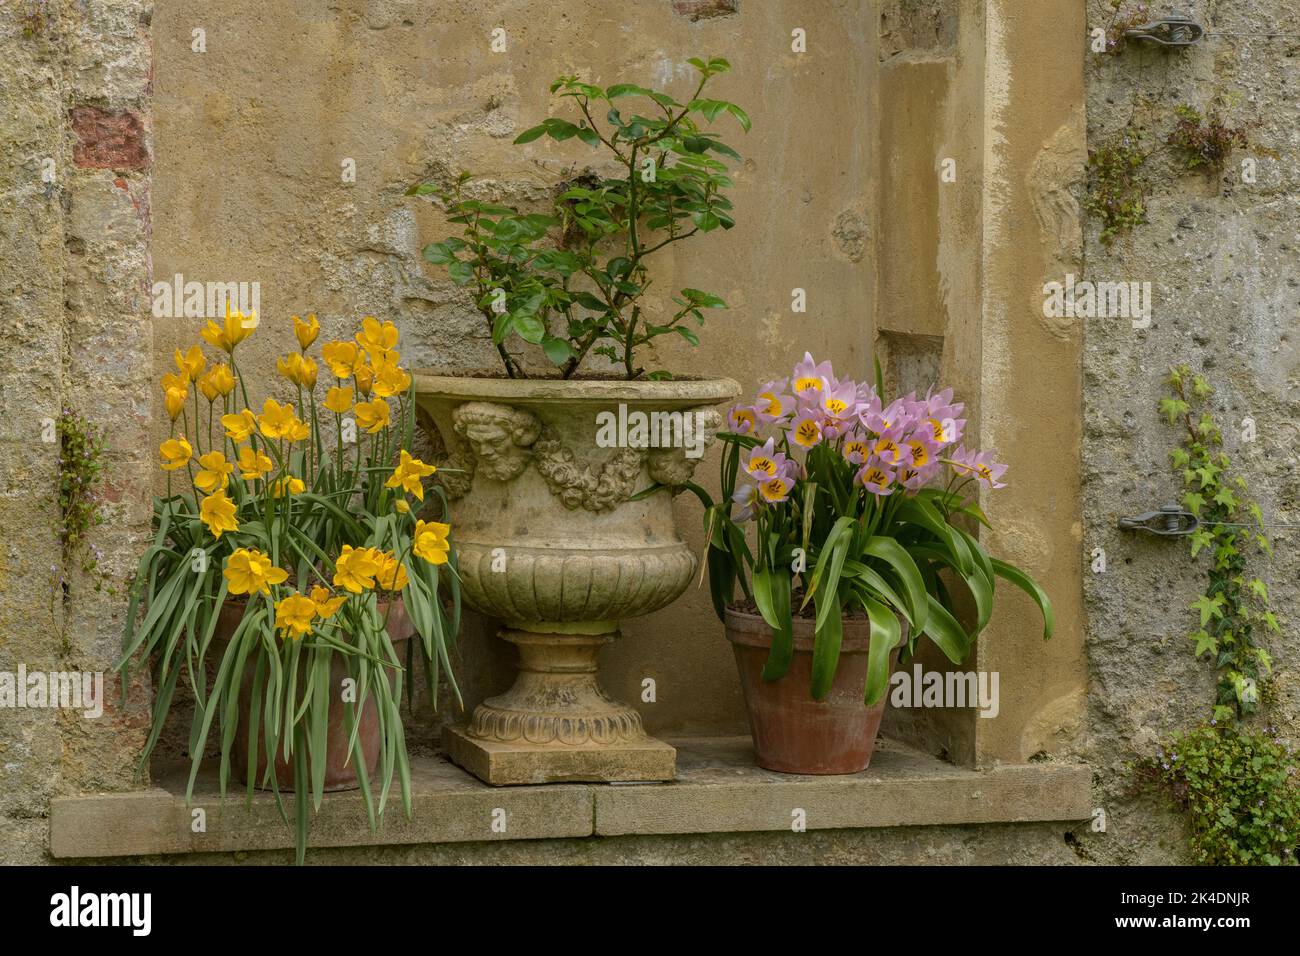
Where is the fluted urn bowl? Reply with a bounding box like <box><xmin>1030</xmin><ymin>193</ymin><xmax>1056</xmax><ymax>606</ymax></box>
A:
<box><xmin>414</xmin><ymin>372</ymin><xmax>740</xmax><ymax>785</ymax></box>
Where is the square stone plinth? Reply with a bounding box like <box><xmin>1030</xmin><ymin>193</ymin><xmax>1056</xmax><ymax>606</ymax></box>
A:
<box><xmin>443</xmin><ymin>726</ymin><xmax>677</xmax><ymax>785</ymax></box>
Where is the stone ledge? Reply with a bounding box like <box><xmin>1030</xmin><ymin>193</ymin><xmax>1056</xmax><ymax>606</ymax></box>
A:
<box><xmin>48</xmin><ymin>737</ymin><xmax>1091</xmax><ymax>859</ymax></box>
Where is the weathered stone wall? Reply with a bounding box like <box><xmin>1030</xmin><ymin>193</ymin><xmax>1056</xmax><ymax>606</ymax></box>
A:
<box><xmin>1078</xmin><ymin>0</ymin><xmax>1300</xmax><ymax>863</ymax></box>
<box><xmin>0</xmin><ymin>0</ymin><xmax>154</xmax><ymax>864</ymax></box>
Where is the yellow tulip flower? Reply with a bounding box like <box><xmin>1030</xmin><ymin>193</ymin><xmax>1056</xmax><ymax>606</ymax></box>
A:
<box><xmin>413</xmin><ymin>520</ymin><xmax>451</xmax><ymax>565</ymax></box>
<box><xmin>274</xmin><ymin>593</ymin><xmax>317</xmax><ymax>639</ymax></box>
<box><xmin>393</xmin><ymin>498</ymin><xmax>410</xmax><ymax>514</ymax></box>
<box><xmin>159</xmin><ymin>436</ymin><xmax>192</xmax><ymax>471</ymax></box>
<box><xmin>332</xmin><ymin>544</ymin><xmax>380</xmax><ymax>593</ymax></box>
<box><xmin>199</xmin><ymin>489</ymin><xmax>239</xmax><ymax>539</ymax></box>
<box><xmin>258</xmin><ymin>399</ymin><xmax>300</xmax><ymax>440</ymax></box>
<box><xmin>174</xmin><ymin>345</ymin><xmax>206</xmax><ymax>382</ymax></box>
<box><xmin>293</xmin><ymin>313</ymin><xmax>320</xmax><ymax>350</ymax></box>
<box><xmin>354</xmin><ymin>364</ymin><xmax>374</xmax><ymax>398</ymax></box>
<box><xmin>269</xmin><ymin>475</ymin><xmax>305</xmax><ymax>497</ymax></box>
<box><xmin>223</xmin><ymin>548</ymin><xmax>288</xmax><ymax>596</ymax></box>
<box><xmin>372</xmin><ymin>359</ymin><xmax>411</xmax><ymax>398</ymax></box>
<box><xmin>353</xmin><ymin>398</ymin><xmax>390</xmax><ymax>433</ymax></box>
<box><xmin>373</xmin><ymin>551</ymin><xmax>409</xmax><ymax>592</ymax></box>
<box><xmin>194</xmin><ymin>451</ymin><xmax>234</xmax><ymax>492</ymax></box>
<box><xmin>277</xmin><ymin>353</ymin><xmax>318</xmax><ymax>389</ymax></box>
<box><xmin>385</xmin><ymin>449</ymin><xmax>436</xmax><ymax>500</ymax></box>
<box><xmin>221</xmin><ymin>409</ymin><xmax>258</xmax><ymax>443</ymax></box>
<box><xmin>324</xmin><ymin>386</ymin><xmax>353</xmax><ymax>414</ymax></box>
<box><xmin>164</xmin><ymin>387</ymin><xmax>187</xmax><ymax>421</ymax></box>
<box><xmin>321</xmin><ymin>341</ymin><xmax>358</xmax><ymax>379</ymax></box>
<box><xmin>236</xmin><ymin>445</ymin><xmax>273</xmax><ymax>480</ymax></box>
<box><xmin>356</xmin><ymin>316</ymin><xmax>399</xmax><ymax>357</ymax></box>
<box><xmin>308</xmin><ymin>585</ymin><xmax>346</xmax><ymax>618</ymax></box>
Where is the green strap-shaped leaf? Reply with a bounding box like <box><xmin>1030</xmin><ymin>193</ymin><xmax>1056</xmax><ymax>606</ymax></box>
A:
<box><xmin>922</xmin><ymin>594</ymin><xmax>973</xmax><ymax>664</ymax></box>
<box><xmin>862</xmin><ymin>594</ymin><xmax>902</xmax><ymax>706</ymax></box>
<box><xmin>863</xmin><ymin>536</ymin><xmax>930</xmax><ymax>633</ymax></box>
<box><xmin>990</xmin><ymin>558</ymin><xmax>1055</xmax><ymax>640</ymax></box>
<box><xmin>754</xmin><ymin>567</ymin><xmax>794</xmax><ymax>681</ymax></box>
<box><xmin>809</xmin><ymin>588</ymin><xmax>843</xmax><ymax>700</ymax></box>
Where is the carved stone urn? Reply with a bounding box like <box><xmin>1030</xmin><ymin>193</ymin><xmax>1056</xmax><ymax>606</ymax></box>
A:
<box><xmin>413</xmin><ymin>372</ymin><xmax>739</xmax><ymax>785</ymax></box>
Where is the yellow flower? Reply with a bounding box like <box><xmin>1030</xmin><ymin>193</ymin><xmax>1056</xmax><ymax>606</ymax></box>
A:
<box><xmin>199</xmin><ymin>489</ymin><xmax>239</xmax><ymax>539</ymax></box>
<box><xmin>199</xmin><ymin>303</ymin><xmax>256</xmax><ymax>353</ymax></box>
<box><xmin>223</xmin><ymin>548</ymin><xmax>288</xmax><ymax>596</ymax></box>
<box><xmin>194</xmin><ymin>451</ymin><xmax>234</xmax><ymax>492</ymax></box>
<box><xmin>356</xmin><ymin>316</ymin><xmax>399</xmax><ymax>357</ymax></box>
<box><xmin>164</xmin><ymin>387</ymin><xmax>188</xmax><ymax>421</ymax></box>
<box><xmin>412</xmin><ymin>520</ymin><xmax>451</xmax><ymax>565</ymax></box>
<box><xmin>258</xmin><ymin>399</ymin><xmax>300</xmax><ymax>440</ymax></box>
<box><xmin>308</xmin><ymin>586</ymin><xmax>346</xmax><ymax>618</ymax></box>
<box><xmin>354</xmin><ymin>364</ymin><xmax>374</xmax><ymax>398</ymax></box>
<box><xmin>293</xmin><ymin>313</ymin><xmax>320</xmax><ymax>350</ymax></box>
<box><xmin>321</xmin><ymin>341</ymin><xmax>359</xmax><ymax>379</ymax></box>
<box><xmin>324</xmin><ymin>386</ymin><xmax>353</xmax><ymax>414</ymax></box>
<box><xmin>221</xmin><ymin>409</ymin><xmax>258</xmax><ymax>443</ymax></box>
<box><xmin>372</xmin><ymin>357</ymin><xmax>411</xmax><ymax>398</ymax></box>
<box><xmin>274</xmin><ymin>593</ymin><xmax>317</xmax><ymax>639</ymax></box>
<box><xmin>195</xmin><ymin>368</ymin><xmax>222</xmax><ymax>402</ymax></box>
<box><xmin>174</xmin><ymin>345</ymin><xmax>206</xmax><ymax>382</ymax></box>
<box><xmin>277</xmin><ymin>352</ymin><xmax>318</xmax><ymax>389</ymax></box>
<box><xmin>373</xmin><ymin>551</ymin><xmax>409</xmax><ymax>592</ymax></box>
<box><xmin>209</xmin><ymin>364</ymin><xmax>235</xmax><ymax>397</ymax></box>
<box><xmin>332</xmin><ymin>544</ymin><xmax>380</xmax><ymax>593</ymax></box>
<box><xmin>354</xmin><ymin>398</ymin><xmax>390</xmax><ymax>433</ymax></box>
<box><xmin>236</xmin><ymin>445</ymin><xmax>272</xmax><ymax>480</ymax></box>
<box><xmin>161</xmin><ymin>371</ymin><xmax>189</xmax><ymax>394</ymax></box>
<box><xmin>385</xmin><ymin>450</ymin><xmax>436</xmax><ymax>500</ymax></box>
<box><xmin>159</xmin><ymin>436</ymin><xmax>192</xmax><ymax>471</ymax></box>
<box><xmin>394</xmin><ymin>498</ymin><xmax>410</xmax><ymax>514</ymax></box>
<box><xmin>269</xmin><ymin>475</ymin><xmax>305</xmax><ymax>497</ymax></box>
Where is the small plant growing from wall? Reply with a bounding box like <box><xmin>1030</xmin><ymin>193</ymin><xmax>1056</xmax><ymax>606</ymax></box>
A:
<box><xmin>56</xmin><ymin>409</ymin><xmax>112</xmax><ymax>594</ymax></box>
<box><xmin>1099</xmin><ymin>1</ymin><xmax>1152</xmax><ymax>55</ymax></box>
<box><xmin>1084</xmin><ymin>127</ymin><xmax>1150</xmax><ymax>246</ymax></box>
<box><xmin>1138</xmin><ymin>366</ymin><xmax>1298</xmax><ymax>866</ymax></box>
<box><xmin>1166</xmin><ymin>104</ymin><xmax>1253</xmax><ymax>172</ymax></box>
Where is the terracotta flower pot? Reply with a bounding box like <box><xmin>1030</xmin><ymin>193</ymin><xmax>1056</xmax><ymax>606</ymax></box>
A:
<box><xmin>211</xmin><ymin>598</ymin><xmax>412</xmax><ymax>792</ymax></box>
<box><xmin>724</xmin><ymin>607</ymin><xmax>904</xmax><ymax>774</ymax></box>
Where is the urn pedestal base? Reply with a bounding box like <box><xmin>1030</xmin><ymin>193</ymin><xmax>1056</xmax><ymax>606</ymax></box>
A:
<box><xmin>443</xmin><ymin>628</ymin><xmax>677</xmax><ymax>785</ymax></box>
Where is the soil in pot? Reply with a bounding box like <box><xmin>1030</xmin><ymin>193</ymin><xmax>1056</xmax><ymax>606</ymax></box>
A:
<box><xmin>210</xmin><ymin>598</ymin><xmax>412</xmax><ymax>792</ymax></box>
<box><xmin>724</xmin><ymin>606</ymin><xmax>903</xmax><ymax>774</ymax></box>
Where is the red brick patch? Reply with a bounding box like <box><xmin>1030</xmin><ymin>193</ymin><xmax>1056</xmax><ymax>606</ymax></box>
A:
<box><xmin>70</xmin><ymin>106</ymin><xmax>150</xmax><ymax>170</ymax></box>
<box><xmin>671</xmin><ymin>0</ymin><xmax>739</xmax><ymax>21</ymax></box>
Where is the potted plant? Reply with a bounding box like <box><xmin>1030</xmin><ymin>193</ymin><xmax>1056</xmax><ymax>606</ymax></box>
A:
<box><xmin>698</xmin><ymin>354</ymin><xmax>1054</xmax><ymax>773</ymax></box>
<box><xmin>408</xmin><ymin>57</ymin><xmax>746</xmax><ymax>784</ymax></box>
<box><xmin>118</xmin><ymin>306</ymin><xmax>459</xmax><ymax>863</ymax></box>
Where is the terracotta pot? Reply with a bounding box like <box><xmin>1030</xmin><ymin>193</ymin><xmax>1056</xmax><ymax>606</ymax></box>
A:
<box><xmin>211</xmin><ymin>598</ymin><xmax>412</xmax><ymax>792</ymax></box>
<box><xmin>724</xmin><ymin>607</ymin><xmax>904</xmax><ymax>774</ymax></box>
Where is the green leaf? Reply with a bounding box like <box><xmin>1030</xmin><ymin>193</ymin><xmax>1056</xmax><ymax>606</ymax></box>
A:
<box><xmin>514</xmin><ymin>124</ymin><xmax>548</xmax><ymax>144</ymax></box>
<box><xmin>863</xmin><ymin>537</ymin><xmax>930</xmax><ymax>634</ymax></box>
<box><xmin>920</xmin><ymin>595</ymin><xmax>970</xmax><ymax>665</ymax></box>
<box><xmin>541</xmin><ymin>336</ymin><xmax>574</xmax><ymax>365</ymax></box>
<box><xmin>989</xmin><ymin>558</ymin><xmax>1054</xmax><ymax>640</ymax></box>
<box><xmin>1190</xmin><ymin>593</ymin><xmax>1224</xmax><ymax>627</ymax></box>
<box><xmin>754</xmin><ymin>567</ymin><xmax>794</xmax><ymax>681</ymax></box>
<box><xmin>809</xmin><ymin>589</ymin><xmax>842</xmax><ymax>700</ymax></box>
<box><xmin>862</xmin><ymin>595</ymin><xmax>902</xmax><ymax>706</ymax></box>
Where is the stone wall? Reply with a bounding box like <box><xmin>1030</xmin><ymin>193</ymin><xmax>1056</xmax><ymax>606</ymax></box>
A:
<box><xmin>0</xmin><ymin>0</ymin><xmax>154</xmax><ymax>864</ymax></box>
<box><xmin>1078</xmin><ymin>0</ymin><xmax>1300</xmax><ymax>864</ymax></box>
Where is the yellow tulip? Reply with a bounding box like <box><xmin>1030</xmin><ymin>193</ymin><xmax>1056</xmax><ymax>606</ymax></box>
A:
<box><xmin>277</xmin><ymin>353</ymin><xmax>318</xmax><ymax>389</ymax></box>
<box><xmin>309</xmin><ymin>585</ymin><xmax>346</xmax><ymax>618</ymax></box>
<box><xmin>161</xmin><ymin>371</ymin><xmax>188</xmax><ymax>394</ymax></box>
<box><xmin>223</xmin><ymin>548</ymin><xmax>288</xmax><ymax>596</ymax></box>
<box><xmin>321</xmin><ymin>341</ymin><xmax>358</xmax><ymax>379</ymax></box>
<box><xmin>372</xmin><ymin>358</ymin><xmax>411</xmax><ymax>398</ymax></box>
<box><xmin>356</xmin><ymin>317</ymin><xmax>399</xmax><ymax>358</ymax></box>
<box><xmin>293</xmin><ymin>313</ymin><xmax>320</xmax><ymax>350</ymax></box>
<box><xmin>174</xmin><ymin>345</ymin><xmax>205</xmax><ymax>382</ymax></box>
<box><xmin>196</xmin><ymin>364</ymin><xmax>233</xmax><ymax>402</ymax></box>
<box><xmin>236</xmin><ymin>445</ymin><xmax>272</xmax><ymax>480</ymax></box>
<box><xmin>200</xmin><ymin>303</ymin><xmax>256</xmax><ymax>353</ymax></box>
<box><xmin>385</xmin><ymin>450</ymin><xmax>436</xmax><ymax>500</ymax></box>
<box><xmin>324</xmin><ymin>386</ymin><xmax>353</xmax><ymax>414</ymax></box>
<box><xmin>221</xmin><ymin>409</ymin><xmax>258</xmax><ymax>443</ymax></box>
<box><xmin>354</xmin><ymin>364</ymin><xmax>374</xmax><ymax>398</ymax></box>
<box><xmin>159</xmin><ymin>436</ymin><xmax>192</xmax><ymax>471</ymax></box>
<box><xmin>393</xmin><ymin>498</ymin><xmax>410</xmax><ymax>514</ymax></box>
<box><xmin>269</xmin><ymin>475</ymin><xmax>305</xmax><ymax>497</ymax></box>
<box><xmin>199</xmin><ymin>489</ymin><xmax>239</xmax><ymax>539</ymax></box>
<box><xmin>164</xmin><ymin>387</ymin><xmax>187</xmax><ymax>421</ymax></box>
<box><xmin>373</xmin><ymin>551</ymin><xmax>409</xmax><ymax>592</ymax></box>
<box><xmin>274</xmin><ymin>593</ymin><xmax>317</xmax><ymax>639</ymax></box>
<box><xmin>332</xmin><ymin>544</ymin><xmax>380</xmax><ymax>593</ymax></box>
<box><xmin>194</xmin><ymin>451</ymin><xmax>234</xmax><ymax>492</ymax></box>
<box><xmin>412</xmin><ymin>520</ymin><xmax>451</xmax><ymax>565</ymax></box>
<box><xmin>353</xmin><ymin>398</ymin><xmax>390</xmax><ymax>433</ymax></box>
<box><xmin>258</xmin><ymin>399</ymin><xmax>299</xmax><ymax>440</ymax></box>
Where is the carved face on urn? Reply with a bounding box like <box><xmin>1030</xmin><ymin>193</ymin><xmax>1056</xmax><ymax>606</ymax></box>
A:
<box><xmin>451</xmin><ymin>401</ymin><xmax>541</xmax><ymax>482</ymax></box>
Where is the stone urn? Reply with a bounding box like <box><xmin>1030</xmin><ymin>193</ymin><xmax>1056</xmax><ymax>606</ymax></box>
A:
<box><xmin>413</xmin><ymin>372</ymin><xmax>739</xmax><ymax>785</ymax></box>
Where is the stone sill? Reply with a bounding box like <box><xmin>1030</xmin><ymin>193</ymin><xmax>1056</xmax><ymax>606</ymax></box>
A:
<box><xmin>49</xmin><ymin>736</ymin><xmax>1091</xmax><ymax>859</ymax></box>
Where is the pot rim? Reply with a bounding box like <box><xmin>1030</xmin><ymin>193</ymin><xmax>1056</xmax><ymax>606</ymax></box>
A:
<box><xmin>413</xmin><ymin>370</ymin><xmax>741</xmax><ymax>406</ymax></box>
<box><xmin>723</xmin><ymin>605</ymin><xmax>909</xmax><ymax>652</ymax></box>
